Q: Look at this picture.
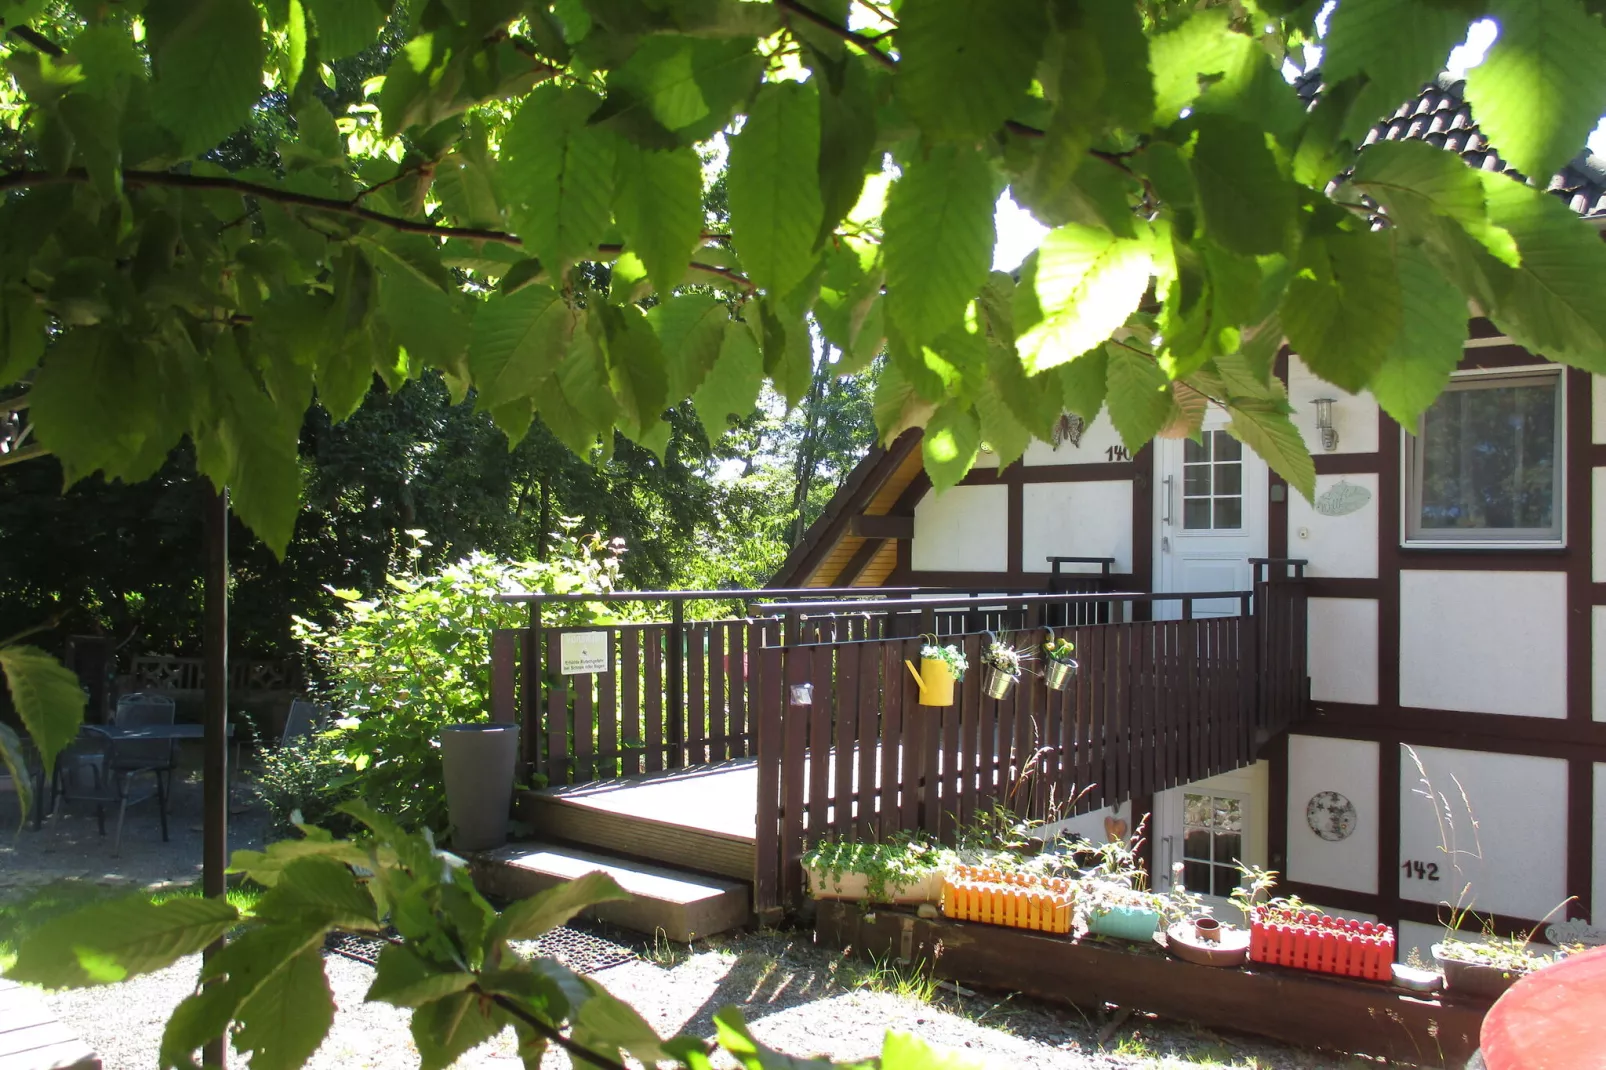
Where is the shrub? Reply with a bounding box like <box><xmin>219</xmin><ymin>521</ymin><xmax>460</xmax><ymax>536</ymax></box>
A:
<box><xmin>254</xmin><ymin>730</ymin><xmax>360</xmax><ymax>837</ymax></box>
<box><xmin>293</xmin><ymin>529</ymin><xmax>637</xmax><ymax>831</ymax></box>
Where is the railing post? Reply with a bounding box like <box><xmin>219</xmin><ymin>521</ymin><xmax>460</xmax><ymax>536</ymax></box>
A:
<box><xmin>668</xmin><ymin>596</ymin><xmax>685</xmax><ymax>769</ymax></box>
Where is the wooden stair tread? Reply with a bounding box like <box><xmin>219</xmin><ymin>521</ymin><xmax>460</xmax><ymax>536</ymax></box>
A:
<box><xmin>537</xmin><ymin>759</ymin><xmax>758</xmax><ymax>843</ymax></box>
<box><xmin>472</xmin><ymin>842</ymin><xmax>750</xmax><ymax>942</ymax></box>
<box><xmin>0</xmin><ymin>981</ymin><xmax>99</xmax><ymax>1070</ymax></box>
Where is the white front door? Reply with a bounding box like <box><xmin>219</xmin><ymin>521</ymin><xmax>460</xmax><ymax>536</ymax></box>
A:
<box><xmin>1153</xmin><ymin>771</ymin><xmax>1260</xmax><ymax>920</ymax></box>
<box><xmin>1154</xmin><ymin>417</ymin><xmax>1268</xmax><ymax>619</ymax></box>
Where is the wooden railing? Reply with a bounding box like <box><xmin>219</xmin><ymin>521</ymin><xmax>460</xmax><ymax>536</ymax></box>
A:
<box><xmin>489</xmin><ymin>577</ymin><xmax>1309</xmax><ymax>912</ymax></box>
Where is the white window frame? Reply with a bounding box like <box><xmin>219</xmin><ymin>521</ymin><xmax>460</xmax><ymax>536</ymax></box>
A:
<box><xmin>1400</xmin><ymin>366</ymin><xmax>1566</xmax><ymax>549</ymax></box>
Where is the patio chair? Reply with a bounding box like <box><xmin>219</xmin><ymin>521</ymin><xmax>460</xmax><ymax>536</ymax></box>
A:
<box><xmin>281</xmin><ymin>699</ymin><xmax>322</xmax><ymax>746</ymax></box>
<box><xmin>52</xmin><ymin>723</ymin><xmax>172</xmax><ymax>854</ymax></box>
<box><xmin>113</xmin><ymin>693</ymin><xmax>179</xmax><ymax>810</ymax></box>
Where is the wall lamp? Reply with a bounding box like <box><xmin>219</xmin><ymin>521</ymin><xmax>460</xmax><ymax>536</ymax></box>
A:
<box><xmin>1311</xmin><ymin>397</ymin><xmax>1339</xmax><ymax>452</ymax></box>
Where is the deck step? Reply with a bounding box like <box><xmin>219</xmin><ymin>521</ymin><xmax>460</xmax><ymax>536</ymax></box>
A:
<box><xmin>471</xmin><ymin>842</ymin><xmax>751</xmax><ymax>943</ymax></box>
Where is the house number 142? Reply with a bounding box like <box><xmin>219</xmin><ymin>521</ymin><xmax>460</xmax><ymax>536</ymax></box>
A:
<box><xmin>1401</xmin><ymin>860</ymin><xmax>1440</xmax><ymax>881</ymax></box>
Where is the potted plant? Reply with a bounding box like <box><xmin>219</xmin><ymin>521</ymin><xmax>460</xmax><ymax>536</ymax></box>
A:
<box><xmin>1079</xmin><ymin>878</ymin><xmax>1167</xmax><ymax>940</ymax></box>
<box><xmin>1041</xmin><ymin>634</ymin><xmax>1077</xmax><ymax>692</ymax></box>
<box><xmin>801</xmin><ymin>833</ymin><xmax>956</xmax><ymax>904</ymax></box>
<box><xmin>979</xmin><ymin>638</ymin><xmax>1023</xmax><ymax>699</ymax></box>
<box><xmin>905</xmin><ymin>642</ymin><xmax>966</xmax><ymax>706</ymax></box>
<box><xmin>1433</xmin><ymin>933</ymin><xmax>1554</xmax><ymax>1000</ymax></box>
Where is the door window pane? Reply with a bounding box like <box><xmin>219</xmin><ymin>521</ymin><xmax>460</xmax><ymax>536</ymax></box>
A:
<box><xmin>1180</xmin><ymin>791</ymin><xmax>1247</xmax><ymax>898</ymax></box>
<box><xmin>1406</xmin><ymin>371</ymin><xmax>1562</xmax><ymax>544</ymax></box>
<box><xmin>1181</xmin><ymin>430</ymin><xmax>1243</xmax><ymax>531</ymax></box>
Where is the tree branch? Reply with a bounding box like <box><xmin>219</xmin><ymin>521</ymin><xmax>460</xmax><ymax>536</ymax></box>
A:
<box><xmin>774</xmin><ymin>0</ymin><xmax>896</xmax><ymax>69</ymax></box>
<box><xmin>5</xmin><ymin>24</ymin><xmax>65</xmax><ymax>57</ymax></box>
<box><xmin>480</xmin><ymin>991</ymin><xmax>630</xmax><ymax>1070</ymax></box>
<box><xmin>0</xmin><ymin>169</ymin><xmax>755</xmax><ymax>291</ymax></box>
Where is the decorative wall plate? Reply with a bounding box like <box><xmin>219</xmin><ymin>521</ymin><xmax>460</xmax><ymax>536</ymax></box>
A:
<box><xmin>1315</xmin><ymin>480</ymin><xmax>1371</xmax><ymax>517</ymax></box>
<box><xmin>1306</xmin><ymin>790</ymin><xmax>1357</xmax><ymax>842</ymax></box>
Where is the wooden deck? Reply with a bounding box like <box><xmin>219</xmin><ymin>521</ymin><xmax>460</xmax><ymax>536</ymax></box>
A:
<box><xmin>0</xmin><ymin>979</ymin><xmax>98</xmax><ymax>1070</ymax></box>
<box><xmin>514</xmin><ymin>757</ymin><xmax>759</xmax><ymax>879</ymax></box>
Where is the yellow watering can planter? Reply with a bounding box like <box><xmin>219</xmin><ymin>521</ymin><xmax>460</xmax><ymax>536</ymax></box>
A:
<box><xmin>905</xmin><ymin>657</ymin><xmax>957</xmax><ymax>707</ymax></box>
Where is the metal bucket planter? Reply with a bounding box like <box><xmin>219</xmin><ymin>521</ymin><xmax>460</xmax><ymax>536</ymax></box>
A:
<box><xmin>1044</xmin><ymin>658</ymin><xmax>1078</xmax><ymax>692</ymax></box>
<box><xmin>982</xmin><ymin>666</ymin><xmax>1018</xmax><ymax>699</ymax></box>
<box><xmin>441</xmin><ymin>723</ymin><xmax>520</xmax><ymax>852</ymax></box>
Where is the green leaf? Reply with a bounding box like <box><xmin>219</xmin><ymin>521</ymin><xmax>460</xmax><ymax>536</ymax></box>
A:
<box><xmin>1064</xmin><ymin>0</ymin><xmax>1154</xmax><ymax>133</ymax></box>
<box><xmin>713</xmin><ymin>1007</ymin><xmax>865</xmax><ymax>1070</ymax></box>
<box><xmin>598</xmin><ymin>303</ymin><xmax>667</xmax><ymax>435</ymax></box>
<box><xmin>814</xmin><ymin>59</ymin><xmax>880</xmax><ymax>245</ymax></box>
<box><xmin>1278</xmin><ymin>227</ymin><xmax>1402</xmax><ymax>394</ymax></box>
<box><xmin>306</xmin><ymin>0</ymin><xmax>386</xmax><ymax>59</ymax></box>
<box><xmin>491</xmin><ymin>872</ymin><xmax>630</xmax><ymax>945</ymax></box>
<box><xmin>1148</xmin><ymin>8</ymin><xmax>1256</xmax><ymax>125</ymax></box>
<box><xmin>0</xmin><ymin>644</ymin><xmax>85</xmax><ymax>782</ymax></box>
<box><xmin>594</xmin><ymin>35</ymin><xmax>762</xmax><ymax>147</ymax></box>
<box><xmin>649</xmin><ymin>293</ymin><xmax>730</xmax><ymax>398</ymax></box>
<box><xmin>727</xmin><ymin>80</ymin><xmax>824</xmax><ymax>296</ymax></box>
<box><xmin>285</xmin><ymin>0</ymin><xmax>307</xmax><ymax>90</ymax></box>
<box><xmin>614</xmin><ymin>142</ymin><xmax>705</xmax><ymax>296</ymax></box>
<box><xmin>1226</xmin><ymin>400</ymin><xmax>1315</xmax><ymax>502</ymax></box>
<box><xmin>1477</xmin><ymin>170</ymin><xmax>1606</xmax><ymax>372</ymax></box>
<box><xmin>895</xmin><ymin>0</ymin><xmax>1047</xmax><ymax>143</ymax></box>
<box><xmin>884</xmin><ymin>145</ymin><xmax>996</xmax><ymax>346</ymax></box>
<box><xmin>233</xmin><ymin>946</ymin><xmax>335</xmax><ymax>1070</ymax></box>
<box><xmin>1104</xmin><ymin>345</ymin><xmax>1172</xmax><ymax>452</ymax></box>
<box><xmin>971</xmin><ymin>373</ymin><xmax>1030</xmax><ymax>470</ymax></box>
<box><xmin>693</xmin><ymin>318</ymin><xmax>763</xmax><ymax>442</ymax></box>
<box><xmin>0</xmin><ymin>722</ymin><xmax>32</xmax><ymax>832</ymax></box>
<box><xmin>412</xmin><ymin>990</ymin><xmax>506</xmax><ymax>1070</ymax></box>
<box><xmin>1351</xmin><ymin>140</ymin><xmax>1519</xmax><ymax>266</ymax></box>
<box><xmin>1465</xmin><ymin>0</ymin><xmax>1606</xmax><ymax>185</ymax></box>
<box><xmin>1189</xmin><ymin>114</ymin><xmax>1296</xmax><ymax>257</ymax></box>
<box><xmin>502</xmin><ymin>85</ymin><xmax>617</xmax><ymax>271</ymax></box>
<box><xmin>228</xmin><ymin>836</ymin><xmax>374</xmax><ymax>887</ymax></box>
<box><xmin>371</xmin><ymin>238</ymin><xmax>471</xmax><ymax>383</ymax></box>
<box><xmin>1322</xmin><ymin>0</ymin><xmax>1473</xmax><ymax>142</ymax></box>
<box><xmin>11</xmin><ymin>894</ymin><xmax>238</xmax><ymax>988</ymax></box>
<box><xmin>873</xmin><ymin>359</ymin><xmax>938</xmax><ymax>445</ymax></box>
<box><xmin>469</xmin><ymin>285</ymin><xmax>576</xmax><ymax>411</ymax></box>
<box><xmin>571</xmin><ymin>976</ymin><xmax>677</xmax><ymax>1065</ymax></box>
<box><xmin>921</xmin><ymin>400</ymin><xmax>980</xmax><ymax>493</ymax></box>
<box><xmin>1057</xmin><ymin>347</ymin><xmax>1107</xmax><ymax>421</ymax></box>
<box><xmin>254</xmin><ymin>856</ymin><xmax>379</xmax><ymax>930</ymax></box>
<box><xmin>365</xmin><ymin>944</ymin><xmax>476</xmax><ymax>1008</ymax></box>
<box><xmin>58</xmin><ymin>92</ymin><xmax>122</xmax><ymax>199</ymax></box>
<box><xmin>145</xmin><ymin>0</ymin><xmax>267</xmax><ymax>156</ymax></box>
<box><xmin>757</xmin><ymin>295</ymin><xmax>814</xmax><ymax>409</ymax></box>
<box><xmin>1014</xmin><ymin>223</ymin><xmax>1153</xmax><ymax>373</ymax></box>
<box><xmin>0</xmin><ymin>286</ymin><xmax>45</xmax><ymax>386</ymax></box>
<box><xmin>1371</xmin><ymin>243</ymin><xmax>1469</xmax><ymax>427</ymax></box>
<box><xmin>881</xmin><ymin>1031</ymin><xmax>989</xmax><ymax>1070</ymax></box>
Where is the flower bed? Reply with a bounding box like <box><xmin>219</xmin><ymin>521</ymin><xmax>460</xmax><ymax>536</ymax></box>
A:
<box><xmin>941</xmin><ymin>864</ymin><xmax>1074</xmax><ymax>934</ymax></box>
<box><xmin>1250</xmin><ymin>909</ymin><xmax>1395</xmax><ymax>981</ymax></box>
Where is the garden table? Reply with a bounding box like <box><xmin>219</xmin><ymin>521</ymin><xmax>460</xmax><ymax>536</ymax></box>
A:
<box><xmin>1480</xmin><ymin>944</ymin><xmax>1606</xmax><ymax>1070</ymax></box>
<box><xmin>32</xmin><ymin>722</ymin><xmax>241</xmax><ymax>828</ymax></box>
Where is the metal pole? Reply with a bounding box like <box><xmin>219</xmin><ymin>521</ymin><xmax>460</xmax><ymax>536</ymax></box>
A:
<box><xmin>201</xmin><ymin>482</ymin><xmax>229</xmax><ymax>1070</ymax></box>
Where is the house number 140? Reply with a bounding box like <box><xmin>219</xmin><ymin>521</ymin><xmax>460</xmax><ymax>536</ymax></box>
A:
<box><xmin>1401</xmin><ymin>860</ymin><xmax>1440</xmax><ymax>881</ymax></box>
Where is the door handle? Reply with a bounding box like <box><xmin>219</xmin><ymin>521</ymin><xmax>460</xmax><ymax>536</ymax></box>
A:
<box><xmin>1162</xmin><ymin>835</ymin><xmax>1175</xmax><ymax>889</ymax></box>
<box><xmin>1162</xmin><ymin>475</ymin><xmax>1173</xmax><ymax>527</ymax></box>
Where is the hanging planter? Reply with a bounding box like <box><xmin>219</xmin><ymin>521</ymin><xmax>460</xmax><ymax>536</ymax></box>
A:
<box><xmin>1041</xmin><ymin>633</ymin><xmax>1078</xmax><ymax>692</ymax></box>
<box><xmin>979</xmin><ymin>637</ymin><xmax>1023</xmax><ymax>700</ymax></box>
<box><xmin>905</xmin><ymin>642</ymin><xmax>966</xmax><ymax>707</ymax></box>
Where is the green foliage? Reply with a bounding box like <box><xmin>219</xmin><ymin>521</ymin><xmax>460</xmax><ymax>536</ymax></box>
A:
<box><xmin>10</xmin><ymin>808</ymin><xmax>986</xmax><ymax>1070</ymax></box>
<box><xmin>294</xmin><ymin>534</ymin><xmax>633</xmax><ymax>830</ymax></box>
<box><xmin>254</xmin><ymin>728</ymin><xmax>362</xmax><ymax>836</ymax></box>
<box><xmin>0</xmin><ymin>0</ymin><xmax>1599</xmax><ymax>557</ymax></box>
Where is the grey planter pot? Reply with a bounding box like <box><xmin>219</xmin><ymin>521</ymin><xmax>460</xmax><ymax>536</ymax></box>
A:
<box><xmin>441</xmin><ymin>723</ymin><xmax>520</xmax><ymax>852</ymax></box>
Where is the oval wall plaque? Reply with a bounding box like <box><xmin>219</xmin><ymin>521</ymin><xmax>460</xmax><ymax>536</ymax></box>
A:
<box><xmin>1315</xmin><ymin>480</ymin><xmax>1371</xmax><ymax>517</ymax></box>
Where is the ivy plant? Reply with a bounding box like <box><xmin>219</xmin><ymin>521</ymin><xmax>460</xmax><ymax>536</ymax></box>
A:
<box><xmin>6</xmin><ymin>802</ymin><xmax>983</xmax><ymax>1069</ymax></box>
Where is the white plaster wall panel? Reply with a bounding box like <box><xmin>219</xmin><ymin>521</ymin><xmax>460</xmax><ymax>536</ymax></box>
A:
<box><xmin>1398</xmin><ymin>920</ymin><xmax>1458</xmax><ymax>965</ymax></box>
<box><xmin>1399</xmin><ymin>571</ymin><xmax>1567</xmax><ymax>717</ymax></box>
<box><xmin>1021</xmin><ymin>481</ymin><xmax>1134</xmax><ymax>574</ymax></box>
<box><xmin>1593</xmin><ymin>374</ymin><xmax>1606</xmax><ymax>444</ymax></box>
<box><xmin>1596</xmin><ymin>764</ymin><xmax>1606</xmax><ymax>924</ymax></box>
<box><xmin>1595</xmin><ymin>608</ymin><xmax>1606</xmax><ymax>723</ymax></box>
<box><xmin>1307</xmin><ymin>598</ymin><xmax>1379</xmax><ymax>705</ymax></box>
<box><xmin>1022</xmin><ymin>410</ymin><xmax>1127</xmax><ymax>466</ymax></box>
<box><xmin>1286</xmin><ymin>736</ymin><xmax>1380</xmax><ymax>894</ymax></box>
<box><xmin>1594</xmin><ymin>468</ymin><xmax>1606</xmax><ymax>582</ymax></box>
<box><xmin>1287</xmin><ymin>473</ymin><xmax>1380</xmax><ymax>579</ymax></box>
<box><xmin>1288</xmin><ymin>356</ymin><xmax>1379</xmax><ymax>455</ymax></box>
<box><xmin>911</xmin><ymin>485</ymin><xmax>1009</xmax><ymax>572</ymax></box>
<box><xmin>1398</xmin><ymin>746</ymin><xmax>1568</xmax><ymax>922</ymax></box>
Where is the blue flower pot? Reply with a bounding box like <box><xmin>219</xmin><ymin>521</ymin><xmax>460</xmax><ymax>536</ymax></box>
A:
<box><xmin>1088</xmin><ymin>905</ymin><xmax>1161</xmax><ymax>941</ymax></box>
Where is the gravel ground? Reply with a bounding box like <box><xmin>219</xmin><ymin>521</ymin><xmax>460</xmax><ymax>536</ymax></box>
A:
<box><xmin>6</xmin><ymin>773</ymin><xmax>1369</xmax><ymax>1070</ymax></box>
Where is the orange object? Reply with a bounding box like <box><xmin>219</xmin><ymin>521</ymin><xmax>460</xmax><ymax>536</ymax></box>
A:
<box><xmin>1250</xmin><ymin>909</ymin><xmax>1394</xmax><ymax>981</ymax></box>
<box><xmin>940</xmin><ymin>864</ymin><xmax>1073</xmax><ymax>935</ymax></box>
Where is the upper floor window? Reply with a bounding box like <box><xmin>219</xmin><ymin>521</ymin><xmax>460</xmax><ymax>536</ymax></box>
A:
<box><xmin>1403</xmin><ymin>368</ymin><xmax>1564</xmax><ymax>547</ymax></box>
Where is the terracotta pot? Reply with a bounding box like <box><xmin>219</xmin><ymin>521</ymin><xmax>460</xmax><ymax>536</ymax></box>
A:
<box><xmin>1193</xmin><ymin>916</ymin><xmax>1222</xmax><ymax>944</ymax></box>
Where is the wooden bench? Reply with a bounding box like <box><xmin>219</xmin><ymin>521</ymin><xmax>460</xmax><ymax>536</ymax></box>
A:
<box><xmin>0</xmin><ymin>979</ymin><xmax>99</xmax><ymax>1070</ymax></box>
